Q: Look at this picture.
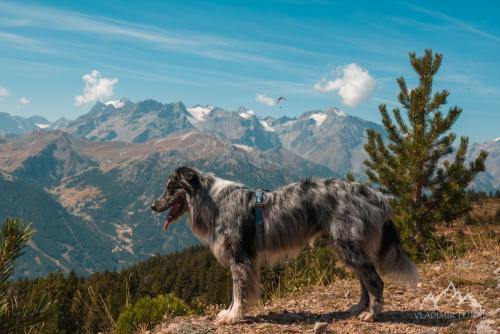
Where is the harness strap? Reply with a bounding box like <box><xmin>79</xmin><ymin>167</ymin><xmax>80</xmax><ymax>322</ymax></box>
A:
<box><xmin>255</xmin><ymin>190</ymin><xmax>264</xmax><ymax>225</ymax></box>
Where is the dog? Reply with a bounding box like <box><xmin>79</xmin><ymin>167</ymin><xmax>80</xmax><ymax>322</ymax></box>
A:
<box><xmin>151</xmin><ymin>166</ymin><xmax>418</xmax><ymax>324</ymax></box>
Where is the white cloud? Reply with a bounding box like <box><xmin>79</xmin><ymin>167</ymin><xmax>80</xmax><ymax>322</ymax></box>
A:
<box><xmin>0</xmin><ymin>86</ymin><xmax>11</xmax><ymax>100</ymax></box>
<box><xmin>255</xmin><ymin>93</ymin><xmax>276</xmax><ymax>106</ymax></box>
<box><xmin>18</xmin><ymin>96</ymin><xmax>29</xmax><ymax>105</ymax></box>
<box><xmin>314</xmin><ymin>63</ymin><xmax>376</xmax><ymax>107</ymax></box>
<box><xmin>75</xmin><ymin>70</ymin><xmax>118</xmax><ymax>106</ymax></box>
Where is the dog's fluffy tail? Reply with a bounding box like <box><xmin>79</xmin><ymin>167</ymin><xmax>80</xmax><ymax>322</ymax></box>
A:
<box><xmin>377</xmin><ymin>219</ymin><xmax>418</xmax><ymax>286</ymax></box>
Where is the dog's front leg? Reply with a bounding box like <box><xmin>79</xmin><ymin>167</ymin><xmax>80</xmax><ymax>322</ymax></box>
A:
<box><xmin>216</xmin><ymin>259</ymin><xmax>259</xmax><ymax>324</ymax></box>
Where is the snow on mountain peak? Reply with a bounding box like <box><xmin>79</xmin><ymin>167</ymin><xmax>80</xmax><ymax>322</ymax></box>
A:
<box><xmin>234</xmin><ymin>144</ymin><xmax>253</xmax><ymax>152</ymax></box>
<box><xmin>239</xmin><ymin>110</ymin><xmax>255</xmax><ymax>120</ymax></box>
<box><xmin>105</xmin><ymin>100</ymin><xmax>125</xmax><ymax>108</ymax></box>
<box><xmin>309</xmin><ymin>112</ymin><xmax>327</xmax><ymax>127</ymax></box>
<box><xmin>187</xmin><ymin>105</ymin><xmax>214</xmax><ymax>122</ymax></box>
<box><xmin>260</xmin><ymin>120</ymin><xmax>275</xmax><ymax>132</ymax></box>
<box><xmin>35</xmin><ymin>123</ymin><xmax>50</xmax><ymax>129</ymax></box>
<box><xmin>334</xmin><ymin>109</ymin><xmax>346</xmax><ymax>117</ymax></box>
<box><xmin>494</xmin><ymin>137</ymin><xmax>500</xmax><ymax>142</ymax></box>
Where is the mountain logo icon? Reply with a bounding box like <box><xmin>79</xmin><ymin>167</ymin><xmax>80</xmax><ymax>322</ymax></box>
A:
<box><xmin>419</xmin><ymin>281</ymin><xmax>484</xmax><ymax>318</ymax></box>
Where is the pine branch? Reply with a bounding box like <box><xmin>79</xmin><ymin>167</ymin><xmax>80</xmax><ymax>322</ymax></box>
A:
<box><xmin>0</xmin><ymin>218</ymin><xmax>34</xmax><ymax>305</ymax></box>
<box><xmin>397</xmin><ymin>77</ymin><xmax>411</xmax><ymax>109</ymax></box>
<box><xmin>392</xmin><ymin>108</ymin><xmax>409</xmax><ymax>135</ymax></box>
<box><xmin>441</xmin><ymin>106</ymin><xmax>463</xmax><ymax>133</ymax></box>
<box><xmin>0</xmin><ymin>218</ymin><xmax>53</xmax><ymax>333</ymax></box>
<box><xmin>0</xmin><ymin>295</ymin><xmax>53</xmax><ymax>333</ymax></box>
<box><xmin>380</xmin><ymin>105</ymin><xmax>403</xmax><ymax>146</ymax></box>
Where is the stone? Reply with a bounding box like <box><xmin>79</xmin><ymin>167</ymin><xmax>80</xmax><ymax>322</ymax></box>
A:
<box><xmin>314</xmin><ymin>321</ymin><xmax>328</xmax><ymax>333</ymax></box>
<box><xmin>476</xmin><ymin>320</ymin><xmax>497</xmax><ymax>334</ymax></box>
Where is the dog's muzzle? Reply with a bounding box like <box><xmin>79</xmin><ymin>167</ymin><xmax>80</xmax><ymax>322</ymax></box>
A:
<box><xmin>151</xmin><ymin>198</ymin><xmax>170</xmax><ymax>212</ymax></box>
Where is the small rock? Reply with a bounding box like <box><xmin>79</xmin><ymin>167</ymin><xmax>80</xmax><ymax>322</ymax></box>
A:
<box><xmin>418</xmin><ymin>331</ymin><xmax>437</xmax><ymax>334</ymax></box>
<box><xmin>477</xmin><ymin>319</ymin><xmax>497</xmax><ymax>334</ymax></box>
<box><xmin>488</xmin><ymin>308</ymin><xmax>500</xmax><ymax>317</ymax></box>
<box><xmin>314</xmin><ymin>321</ymin><xmax>328</xmax><ymax>333</ymax></box>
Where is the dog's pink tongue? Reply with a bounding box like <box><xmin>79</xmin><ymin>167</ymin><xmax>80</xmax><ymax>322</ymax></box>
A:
<box><xmin>163</xmin><ymin>202</ymin><xmax>180</xmax><ymax>231</ymax></box>
<box><xmin>162</xmin><ymin>220</ymin><xmax>172</xmax><ymax>231</ymax></box>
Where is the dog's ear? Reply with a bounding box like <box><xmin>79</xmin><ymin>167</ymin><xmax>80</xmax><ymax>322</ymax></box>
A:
<box><xmin>179</xmin><ymin>167</ymin><xmax>200</xmax><ymax>194</ymax></box>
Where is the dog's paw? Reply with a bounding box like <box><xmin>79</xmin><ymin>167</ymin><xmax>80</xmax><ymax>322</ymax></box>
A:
<box><xmin>215</xmin><ymin>309</ymin><xmax>241</xmax><ymax>324</ymax></box>
<box><xmin>215</xmin><ymin>309</ymin><xmax>230</xmax><ymax>323</ymax></box>
<box><xmin>358</xmin><ymin>311</ymin><xmax>375</xmax><ymax>322</ymax></box>
<box><xmin>348</xmin><ymin>303</ymin><xmax>367</xmax><ymax>315</ymax></box>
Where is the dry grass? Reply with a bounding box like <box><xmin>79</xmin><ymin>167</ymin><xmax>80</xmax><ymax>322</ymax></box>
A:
<box><xmin>153</xmin><ymin>244</ymin><xmax>499</xmax><ymax>334</ymax></box>
<box><xmin>76</xmin><ymin>286</ymin><xmax>116</xmax><ymax>334</ymax></box>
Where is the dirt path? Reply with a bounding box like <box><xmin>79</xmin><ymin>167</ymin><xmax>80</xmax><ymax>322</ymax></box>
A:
<box><xmin>154</xmin><ymin>246</ymin><xmax>499</xmax><ymax>334</ymax></box>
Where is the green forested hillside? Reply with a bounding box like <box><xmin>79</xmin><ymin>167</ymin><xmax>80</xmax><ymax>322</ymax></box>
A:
<box><xmin>0</xmin><ymin>173</ymin><xmax>117</xmax><ymax>277</ymax></box>
<box><xmin>10</xmin><ymin>244</ymin><xmax>342</xmax><ymax>333</ymax></box>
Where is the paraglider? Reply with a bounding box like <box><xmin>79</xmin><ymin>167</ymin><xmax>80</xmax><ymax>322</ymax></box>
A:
<box><xmin>276</xmin><ymin>96</ymin><xmax>287</xmax><ymax>108</ymax></box>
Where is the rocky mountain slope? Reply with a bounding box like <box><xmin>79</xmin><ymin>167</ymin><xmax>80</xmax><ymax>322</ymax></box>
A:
<box><xmin>468</xmin><ymin>138</ymin><xmax>500</xmax><ymax>193</ymax></box>
<box><xmin>56</xmin><ymin>100</ymin><xmax>387</xmax><ymax>178</ymax></box>
<box><xmin>0</xmin><ymin>112</ymin><xmax>50</xmax><ymax>135</ymax></box>
<box><xmin>265</xmin><ymin>107</ymin><xmax>385</xmax><ymax>176</ymax></box>
<box><xmin>61</xmin><ymin>99</ymin><xmax>193</xmax><ymax>143</ymax></box>
<box><xmin>189</xmin><ymin>106</ymin><xmax>282</xmax><ymax>150</ymax></box>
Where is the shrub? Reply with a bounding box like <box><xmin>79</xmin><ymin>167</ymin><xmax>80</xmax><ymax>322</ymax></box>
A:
<box><xmin>464</xmin><ymin>214</ymin><xmax>478</xmax><ymax>226</ymax></box>
<box><xmin>261</xmin><ymin>245</ymin><xmax>346</xmax><ymax>300</ymax></box>
<box><xmin>115</xmin><ymin>293</ymin><xmax>193</xmax><ymax>334</ymax></box>
<box><xmin>494</xmin><ymin>208</ymin><xmax>500</xmax><ymax>224</ymax></box>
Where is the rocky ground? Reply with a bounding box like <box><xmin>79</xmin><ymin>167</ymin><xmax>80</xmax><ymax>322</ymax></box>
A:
<box><xmin>151</xmin><ymin>242</ymin><xmax>499</xmax><ymax>334</ymax></box>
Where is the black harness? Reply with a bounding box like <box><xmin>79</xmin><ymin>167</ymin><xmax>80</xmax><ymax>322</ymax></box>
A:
<box><xmin>254</xmin><ymin>189</ymin><xmax>268</xmax><ymax>250</ymax></box>
<box><xmin>255</xmin><ymin>190</ymin><xmax>264</xmax><ymax>225</ymax></box>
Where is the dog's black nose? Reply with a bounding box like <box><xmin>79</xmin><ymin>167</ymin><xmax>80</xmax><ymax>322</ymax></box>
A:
<box><xmin>151</xmin><ymin>204</ymin><xmax>156</xmax><ymax>210</ymax></box>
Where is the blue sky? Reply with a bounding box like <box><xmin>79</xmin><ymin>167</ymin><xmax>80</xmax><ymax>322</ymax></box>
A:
<box><xmin>0</xmin><ymin>0</ymin><xmax>499</xmax><ymax>142</ymax></box>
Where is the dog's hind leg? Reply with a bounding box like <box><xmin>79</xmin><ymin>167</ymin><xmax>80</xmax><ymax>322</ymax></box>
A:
<box><xmin>356</xmin><ymin>263</ymin><xmax>384</xmax><ymax>321</ymax></box>
<box><xmin>347</xmin><ymin>279</ymin><xmax>369</xmax><ymax>315</ymax></box>
<box><xmin>335</xmin><ymin>241</ymin><xmax>384</xmax><ymax>321</ymax></box>
<box><xmin>215</xmin><ymin>258</ymin><xmax>259</xmax><ymax>324</ymax></box>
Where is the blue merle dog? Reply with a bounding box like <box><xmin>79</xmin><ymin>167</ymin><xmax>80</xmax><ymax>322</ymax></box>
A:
<box><xmin>151</xmin><ymin>166</ymin><xmax>417</xmax><ymax>324</ymax></box>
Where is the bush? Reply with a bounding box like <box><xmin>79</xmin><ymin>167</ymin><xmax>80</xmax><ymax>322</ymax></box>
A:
<box><xmin>464</xmin><ymin>214</ymin><xmax>479</xmax><ymax>226</ymax></box>
<box><xmin>115</xmin><ymin>293</ymin><xmax>193</xmax><ymax>334</ymax></box>
<box><xmin>424</xmin><ymin>234</ymin><xmax>468</xmax><ymax>262</ymax></box>
<box><xmin>494</xmin><ymin>209</ymin><xmax>500</xmax><ymax>224</ymax></box>
<box><xmin>261</xmin><ymin>245</ymin><xmax>346</xmax><ymax>300</ymax></box>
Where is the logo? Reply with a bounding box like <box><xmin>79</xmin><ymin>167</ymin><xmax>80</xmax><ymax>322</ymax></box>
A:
<box><xmin>415</xmin><ymin>281</ymin><xmax>485</xmax><ymax>321</ymax></box>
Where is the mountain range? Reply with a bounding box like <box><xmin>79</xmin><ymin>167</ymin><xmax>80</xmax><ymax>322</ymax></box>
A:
<box><xmin>0</xmin><ymin>112</ymin><xmax>50</xmax><ymax>136</ymax></box>
<box><xmin>0</xmin><ymin>98</ymin><xmax>498</xmax><ymax>278</ymax></box>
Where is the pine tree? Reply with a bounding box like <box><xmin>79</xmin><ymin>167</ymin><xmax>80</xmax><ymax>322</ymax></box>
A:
<box><xmin>0</xmin><ymin>218</ymin><xmax>53</xmax><ymax>333</ymax></box>
<box><xmin>364</xmin><ymin>49</ymin><xmax>488</xmax><ymax>256</ymax></box>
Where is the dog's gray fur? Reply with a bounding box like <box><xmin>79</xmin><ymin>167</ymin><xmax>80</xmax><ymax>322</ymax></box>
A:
<box><xmin>151</xmin><ymin>166</ymin><xmax>418</xmax><ymax>323</ymax></box>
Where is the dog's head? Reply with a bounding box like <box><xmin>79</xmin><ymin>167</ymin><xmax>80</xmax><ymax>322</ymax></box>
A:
<box><xmin>151</xmin><ymin>166</ymin><xmax>201</xmax><ymax>231</ymax></box>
